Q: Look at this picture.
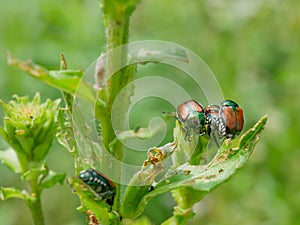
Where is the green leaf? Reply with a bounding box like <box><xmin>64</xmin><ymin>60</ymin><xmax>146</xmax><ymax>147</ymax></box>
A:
<box><xmin>32</xmin><ymin>139</ymin><xmax>54</xmax><ymax>163</ymax></box>
<box><xmin>40</xmin><ymin>170</ymin><xmax>66</xmax><ymax>189</ymax></box>
<box><xmin>56</xmin><ymin>108</ymin><xmax>76</xmax><ymax>153</ymax></box>
<box><xmin>121</xmin><ymin>182</ymin><xmax>153</xmax><ymax>219</ymax></box>
<box><xmin>0</xmin><ymin>119</ymin><xmax>24</xmax><ymax>155</ymax></box>
<box><xmin>172</xmin><ymin>120</ymin><xmax>209</xmax><ymax>166</ymax></box>
<box><xmin>161</xmin><ymin>187</ymin><xmax>205</xmax><ymax>225</ymax></box>
<box><xmin>68</xmin><ymin>177</ymin><xmax>120</xmax><ymax>225</ymax></box>
<box><xmin>22</xmin><ymin>163</ymin><xmax>48</xmax><ymax>182</ymax></box>
<box><xmin>121</xmin><ymin>216</ymin><xmax>153</xmax><ymax>225</ymax></box>
<box><xmin>171</xmin><ymin>187</ymin><xmax>206</xmax><ymax>210</ymax></box>
<box><xmin>0</xmin><ymin>126</ymin><xmax>10</xmax><ymax>146</ymax></box>
<box><xmin>116</xmin><ymin>123</ymin><xmax>165</xmax><ymax>141</ymax></box>
<box><xmin>7</xmin><ymin>55</ymin><xmax>99</xmax><ymax>106</ymax></box>
<box><xmin>161</xmin><ymin>207</ymin><xmax>195</xmax><ymax>225</ymax></box>
<box><xmin>123</xmin><ymin>115</ymin><xmax>267</xmax><ymax>219</ymax></box>
<box><xmin>0</xmin><ymin>148</ymin><xmax>22</xmax><ymax>173</ymax></box>
<box><xmin>0</xmin><ymin>187</ymin><xmax>30</xmax><ymax>201</ymax></box>
<box><xmin>121</xmin><ymin>146</ymin><xmax>170</xmax><ymax>219</ymax></box>
<box><xmin>157</xmin><ymin>115</ymin><xmax>267</xmax><ymax>192</ymax></box>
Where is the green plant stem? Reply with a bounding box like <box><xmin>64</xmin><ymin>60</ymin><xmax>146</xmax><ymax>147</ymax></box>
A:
<box><xmin>161</xmin><ymin>187</ymin><xmax>206</xmax><ymax>225</ymax></box>
<box><xmin>29</xmin><ymin>194</ymin><xmax>44</xmax><ymax>225</ymax></box>
<box><xmin>99</xmin><ymin>0</ymin><xmax>136</xmax><ymax>153</ymax></box>
<box><xmin>28</xmin><ymin>178</ymin><xmax>45</xmax><ymax>225</ymax></box>
<box><xmin>97</xmin><ymin>0</ymin><xmax>138</xmax><ymax>220</ymax></box>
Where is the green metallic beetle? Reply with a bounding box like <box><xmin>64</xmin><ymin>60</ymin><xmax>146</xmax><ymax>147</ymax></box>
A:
<box><xmin>204</xmin><ymin>100</ymin><xmax>244</xmax><ymax>146</ymax></box>
<box><xmin>176</xmin><ymin>100</ymin><xmax>207</xmax><ymax>140</ymax></box>
<box><xmin>219</xmin><ymin>100</ymin><xmax>244</xmax><ymax>138</ymax></box>
<box><xmin>176</xmin><ymin>99</ymin><xmax>244</xmax><ymax>146</ymax></box>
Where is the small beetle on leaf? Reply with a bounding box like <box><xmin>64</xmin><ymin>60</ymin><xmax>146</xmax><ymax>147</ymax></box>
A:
<box><xmin>176</xmin><ymin>99</ymin><xmax>244</xmax><ymax>147</ymax></box>
<box><xmin>79</xmin><ymin>168</ymin><xmax>116</xmax><ymax>206</ymax></box>
<box><xmin>176</xmin><ymin>100</ymin><xmax>206</xmax><ymax>140</ymax></box>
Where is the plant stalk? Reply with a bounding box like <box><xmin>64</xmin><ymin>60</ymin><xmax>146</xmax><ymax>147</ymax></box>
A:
<box><xmin>97</xmin><ymin>0</ymin><xmax>138</xmax><ymax>219</ymax></box>
<box><xmin>29</xmin><ymin>194</ymin><xmax>44</xmax><ymax>225</ymax></box>
<box><xmin>99</xmin><ymin>1</ymin><xmax>135</xmax><ymax>153</ymax></box>
<box><xmin>28</xmin><ymin>177</ymin><xmax>45</xmax><ymax>225</ymax></box>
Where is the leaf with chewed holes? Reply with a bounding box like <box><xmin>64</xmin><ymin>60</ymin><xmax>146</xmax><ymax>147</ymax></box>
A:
<box><xmin>122</xmin><ymin>115</ymin><xmax>267</xmax><ymax>220</ymax></box>
<box><xmin>68</xmin><ymin>176</ymin><xmax>120</xmax><ymax>225</ymax></box>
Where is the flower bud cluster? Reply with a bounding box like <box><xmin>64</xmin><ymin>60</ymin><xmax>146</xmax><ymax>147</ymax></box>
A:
<box><xmin>0</xmin><ymin>93</ymin><xmax>60</xmax><ymax>171</ymax></box>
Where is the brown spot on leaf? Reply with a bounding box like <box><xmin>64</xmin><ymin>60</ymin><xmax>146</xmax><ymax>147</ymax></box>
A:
<box><xmin>183</xmin><ymin>170</ymin><xmax>191</xmax><ymax>175</ymax></box>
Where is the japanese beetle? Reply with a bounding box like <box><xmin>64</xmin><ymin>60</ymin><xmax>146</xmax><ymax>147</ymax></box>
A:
<box><xmin>204</xmin><ymin>104</ymin><xmax>220</xmax><ymax>127</ymax></box>
<box><xmin>204</xmin><ymin>100</ymin><xmax>244</xmax><ymax>147</ymax></box>
<box><xmin>204</xmin><ymin>104</ymin><xmax>221</xmax><ymax>133</ymax></box>
<box><xmin>176</xmin><ymin>100</ymin><xmax>206</xmax><ymax>139</ymax></box>
<box><xmin>79</xmin><ymin>168</ymin><xmax>116</xmax><ymax>206</ymax></box>
<box><xmin>204</xmin><ymin>104</ymin><xmax>222</xmax><ymax>146</ymax></box>
<box><xmin>219</xmin><ymin>100</ymin><xmax>244</xmax><ymax>138</ymax></box>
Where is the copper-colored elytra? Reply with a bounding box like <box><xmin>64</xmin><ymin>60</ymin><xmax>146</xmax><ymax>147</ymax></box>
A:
<box><xmin>177</xmin><ymin>100</ymin><xmax>204</xmax><ymax>122</ymax></box>
<box><xmin>222</xmin><ymin>107</ymin><xmax>237</xmax><ymax>130</ymax></box>
<box><xmin>101</xmin><ymin>173</ymin><xmax>115</xmax><ymax>188</ymax></box>
<box><xmin>92</xmin><ymin>169</ymin><xmax>115</xmax><ymax>188</ymax></box>
<box><xmin>204</xmin><ymin>105</ymin><xmax>219</xmax><ymax>116</ymax></box>
<box><xmin>235</xmin><ymin>107</ymin><xmax>244</xmax><ymax>132</ymax></box>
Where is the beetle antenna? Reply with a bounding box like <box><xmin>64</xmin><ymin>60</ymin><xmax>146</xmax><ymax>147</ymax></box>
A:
<box><xmin>162</xmin><ymin>111</ymin><xmax>177</xmax><ymax>118</ymax></box>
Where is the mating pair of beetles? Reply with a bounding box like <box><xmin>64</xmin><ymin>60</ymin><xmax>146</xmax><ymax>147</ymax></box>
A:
<box><xmin>176</xmin><ymin>99</ymin><xmax>244</xmax><ymax>147</ymax></box>
<box><xmin>78</xmin><ymin>99</ymin><xmax>244</xmax><ymax>206</ymax></box>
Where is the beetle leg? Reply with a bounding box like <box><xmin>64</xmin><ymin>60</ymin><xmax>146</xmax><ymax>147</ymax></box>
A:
<box><xmin>211</xmin><ymin>131</ymin><xmax>220</xmax><ymax>148</ymax></box>
<box><xmin>182</xmin><ymin>126</ymin><xmax>192</xmax><ymax>141</ymax></box>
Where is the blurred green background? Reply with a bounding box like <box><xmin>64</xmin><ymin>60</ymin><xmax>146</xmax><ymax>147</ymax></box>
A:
<box><xmin>1</xmin><ymin>0</ymin><xmax>300</xmax><ymax>224</ymax></box>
